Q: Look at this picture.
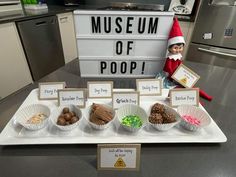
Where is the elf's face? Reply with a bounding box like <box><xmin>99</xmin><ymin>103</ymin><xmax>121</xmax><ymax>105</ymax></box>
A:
<box><xmin>169</xmin><ymin>44</ymin><xmax>184</xmax><ymax>54</ymax></box>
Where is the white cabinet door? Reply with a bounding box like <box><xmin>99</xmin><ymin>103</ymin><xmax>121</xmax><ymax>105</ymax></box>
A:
<box><xmin>57</xmin><ymin>12</ymin><xmax>78</xmax><ymax>64</ymax></box>
<box><xmin>0</xmin><ymin>22</ymin><xmax>32</xmax><ymax>100</ymax></box>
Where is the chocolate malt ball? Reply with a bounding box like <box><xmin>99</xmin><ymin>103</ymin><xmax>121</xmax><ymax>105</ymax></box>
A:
<box><xmin>62</xmin><ymin>107</ymin><xmax>70</xmax><ymax>114</ymax></box>
<box><xmin>64</xmin><ymin>113</ymin><xmax>72</xmax><ymax>121</ymax></box>
<box><xmin>57</xmin><ymin>117</ymin><xmax>66</xmax><ymax>125</ymax></box>
<box><xmin>151</xmin><ymin>103</ymin><xmax>165</xmax><ymax>114</ymax></box>
<box><xmin>70</xmin><ymin>111</ymin><xmax>76</xmax><ymax>117</ymax></box>
<box><xmin>70</xmin><ymin>116</ymin><xmax>79</xmax><ymax>124</ymax></box>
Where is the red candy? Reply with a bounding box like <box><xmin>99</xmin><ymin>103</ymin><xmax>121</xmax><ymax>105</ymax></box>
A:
<box><xmin>182</xmin><ymin>115</ymin><xmax>201</xmax><ymax>126</ymax></box>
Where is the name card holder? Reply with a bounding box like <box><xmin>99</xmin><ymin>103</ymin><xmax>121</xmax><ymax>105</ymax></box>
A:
<box><xmin>58</xmin><ymin>89</ymin><xmax>85</xmax><ymax>108</ymax></box>
<box><xmin>39</xmin><ymin>82</ymin><xmax>66</xmax><ymax>100</ymax></box>
<box><xmin>169</xmin><ymin>88</ymin><xmax>199</xmax><ymax>107</ymax></box>
<box><xmin>97</xmin><ymin>144</ymin><xmax>141</xmax><ymax>171</ymax></box>
<box><xmin>87</xmin><ymin>81</ymin><xmax>113</xmax><ymax>98</ymax></box>
<box><xmin>171</xmin><ymin>64</ymin><xmax>200</xmax><ymax>88</ymax></box>
<box><xmin>136</xmin><ymin>79</ymin><xmax>162</xmax><ymax>96</ymax></box>
<box><xmin>112</xmin><ymin>91</ymin><xmax>140</xmax><ymax>109</ymax></box>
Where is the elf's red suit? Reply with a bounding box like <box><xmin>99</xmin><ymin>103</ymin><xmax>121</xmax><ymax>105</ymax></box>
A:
<box><xmin>163</xmin><ymin>54</ymin><xmax>182</xmax><ymax>78</ymax></box>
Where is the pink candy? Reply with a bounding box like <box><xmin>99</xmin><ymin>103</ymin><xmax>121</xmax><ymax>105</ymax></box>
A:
<box><xmin>182</xmin><ymin>115</ymin><xmax>201</xmax><ymax>126</ymax></box>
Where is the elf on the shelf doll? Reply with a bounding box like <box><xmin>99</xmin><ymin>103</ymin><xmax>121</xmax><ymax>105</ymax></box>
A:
<box><xmin>157</xmin><ymin>17</ymin><xmax>212</xmax><ymax>101</ymax></box>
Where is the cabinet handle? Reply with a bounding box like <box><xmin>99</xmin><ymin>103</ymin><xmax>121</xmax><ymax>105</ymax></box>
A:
<box><xmin>60</xmin><ymin>16</ymin><xmax>68</xmax><ymax>23</ymax></box>
<box><xmin>198</xmin><ymin>47</ymin><xmax>236</xmax><ymax>58</ymax></box>
<box><xmin>35</xmin><ymin>21</ymin><xmax>46</xmax><ymax>26</ymax></box>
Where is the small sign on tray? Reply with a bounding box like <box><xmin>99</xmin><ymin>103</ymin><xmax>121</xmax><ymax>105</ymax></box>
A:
<box><xmin>87</xmin><ymin>81</ymin><xmax>113</xmax><ymax>98</ymax></box>
<box><xmin>169</xmin><ymin>88</ymin><xmax>199</xmax><ymax>107</ymax></box>
<box><xmin>136</xmin><ymin>79</ymin><xmax>162</xmax><ymax>96</ymax></box>
<box><xmin>58</xmin><ymin>89</ymin><xmax>85</xmax><ymax>108</ymax></box>
<box><xmin>171</xmin><ymin>64</ymin><xmax>200</xmax><ymax>88</ymax></box>
<box><xmin>97</xmin><ymin>144</ymin><xmax>141</xmax><ymax>171</ymax></box>
<box><xmin>39</xmin><ymin>82</ymin><xmax>66</xmax><ymax>100</ymax></box>
<box><xmin>112</xmin><ymin>91</ymin><xmax>140</xmax><ymax>109</ymax></box>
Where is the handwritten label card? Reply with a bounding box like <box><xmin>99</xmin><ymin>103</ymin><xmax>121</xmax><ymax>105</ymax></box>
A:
<box><xmin>171</xmin><ymin>64</ymin><xmax>200</xmax><ymax>88</ymax></box>
<box><xmin>136</xmin><ymin>79</ymin><xmax>162</xmax><ymax>96</ymax></box>
<box><xmin>112</xmin><ymin>91</ymin><xmax>140</xmax><ymax>109</ymax></box>
<box><xmin>169</xmin><ymin>88</ymin><xmax>199</xmax><ymax>107</ymax></box>
<box><xmin>88</xmin><ymin>81</ymin><xmax>113</xmax><ymax>98</ymax></box>
<box><xmin>58</xmin><ymin>89</ymin><xmax>85</xmax><ymax>107</ymax></box>
<box><xmin>97</xmin><ymin>144</ymin><xmax>141</xmax><ymax>171</ymax></box>
<box><xmin>39</xmin><ymin>82</ymin><xmax>66</xmax><ymax>100</ymax></box>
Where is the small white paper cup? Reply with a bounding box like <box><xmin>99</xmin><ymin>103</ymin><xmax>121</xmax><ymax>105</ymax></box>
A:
<box><xmin>84</xmin><ymin>104</ymin><xmax>116</xmax><ymax>130</ymax></box>
<box><xmin>50</xmin><ymin>105</ymin><xmax>82</xmax><ymax>131</ymax></box>
<box><xmin>16</xmin><ymin>104</ymin><xmax>50</xmax><ymax>131</ymax></box>
<box><xmin>177</xmin><ymin>105</ymin><xmax>211</xmax><ymax>131</ymax></box>
<box><xmin>148</xmin><ymin>104</ymin><xmax>181</xmax><ymax>131</ymax></box>
<box><xmin>117</xmin><ymin>104</ymin><xmax>148</xmax><ymax>133</ymax></box>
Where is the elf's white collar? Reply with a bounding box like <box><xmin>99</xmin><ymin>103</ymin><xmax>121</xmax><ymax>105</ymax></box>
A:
<box><xmin>166</xmin><ymin>53</ymin><xmax>182</xmax><ymax>61</ymax></box>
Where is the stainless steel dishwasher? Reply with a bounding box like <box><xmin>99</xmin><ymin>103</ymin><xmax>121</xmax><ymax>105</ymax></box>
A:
<box><xmin>16</xmin><ymin>16</ymin><xmax>65</xmax><ymax>81</ymax></box>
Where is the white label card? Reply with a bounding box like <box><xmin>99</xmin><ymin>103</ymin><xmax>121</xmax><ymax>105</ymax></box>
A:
<box><xmin>97</xmin><ymin>144</ymin><xmax>141</xmax><ymax>171</ymax></box>
<box><xmin>112</xmin><ymin>91</ymin><xmax>140</xmax><ymax>109</ymax></box>
<box><xmin>171</xmin><ymin>64</ymin><xmax>200</xmax><ymax>88</ymax></box>
<box><xmin>169</xmin><ymin>88</ymin><xmax>199</xmax><ymax>107</ymax></box>
<box><xmin>88</xmin><ymin>81</ymin><xmax>113</xmax><ymax>98</ymax></box>
<box><xmin>58</xmin><ymin>89</ymin><xmax>85</xmax><ymax>108</ymax></box>
<box><xmin>39</xmin><ymin>82</ymin><xmax>66</xmax><ymax>100</ymax></box>
<box><xmin>136</xmin><ymin>79</ymin><xmax>162</xmax><ymax>96</ymax></box>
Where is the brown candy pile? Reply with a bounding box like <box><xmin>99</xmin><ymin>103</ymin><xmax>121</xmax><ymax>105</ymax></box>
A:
<box><xmin>57</xmin><ymin>107</ymin><xmax>79</xmax><ymax>126</ymax></box>
<box><xmin>89</xmin><ymin>103</ymin><xmax>113</xmax><ymax>125</ymax></box>
<box><xmin>149</xmin><ymin>103</ymin><xmax>176</xmax><ymax>124</ymax></box>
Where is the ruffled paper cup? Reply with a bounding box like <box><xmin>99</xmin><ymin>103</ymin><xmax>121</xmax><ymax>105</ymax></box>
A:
<box><xmin>16</xmin><ymin>104</ymin><xmax>50</xmax><ymax>131</ymax></box>
<box><xmin>117</xmin><ymin>104</ymin><xmax>148</xmax><ymax>133</ymax></box>
<box><xmin>148</xmin><ymin>104</ymin><xmax>181</xmax><ymax>131</ymax></box>
<box><xmin>50</xmin><ymin>105</ymin><xmax>82</xmax><ymax>131</ymax></box>
<box><xmin>84</xmin><ymin>104</ymin><xmax>116</xmax><ymax>130</ymax></box>
<box><xmin>177</xmin><ymin>105</ymin><xmax>211</xmax><ymax>131</ymax></box>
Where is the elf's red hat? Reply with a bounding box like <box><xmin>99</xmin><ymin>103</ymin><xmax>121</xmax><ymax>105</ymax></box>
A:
<box><xmin>168</xmin><ymin>17</ymin><xmax>185</xmax><ymax>47</ymax></box>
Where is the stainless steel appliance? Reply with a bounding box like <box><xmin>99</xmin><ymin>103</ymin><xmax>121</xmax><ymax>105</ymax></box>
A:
<box><xmin>97</xmin><ymin>2</ymin><xmax>164</xmax><ymax>11</ymax></box>
<box><xmin>186</xmin><ymin>0</ymin><xmax>236</xmax><ymax>69</ymax></box>
<box><xmin>169</xmin><ymin>0</ymin><xmax>195</xmax><ymax>15</ymax></box>
<box><xmin>16</xmin><ymin>16</ymin><xmax>65</xmax><ymax>81</ymax></box>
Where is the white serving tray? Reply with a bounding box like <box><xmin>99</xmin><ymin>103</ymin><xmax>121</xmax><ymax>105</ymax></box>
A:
<box><xmin>0</xmin><ymin>89</ymin><xmax>227</xmax><ymax>145</ymax></box>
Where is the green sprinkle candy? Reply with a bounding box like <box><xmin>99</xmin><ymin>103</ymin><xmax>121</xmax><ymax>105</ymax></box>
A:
<box><xmin>121</xmin><ymin>115</ymin><xmax>143</xmax><ymax>128</ymax></box>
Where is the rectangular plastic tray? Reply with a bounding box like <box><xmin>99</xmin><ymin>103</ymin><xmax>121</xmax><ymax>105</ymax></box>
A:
<box><xmin>0</xmin><ymin>89</ymin><xmax>227</xmax><ymax>145</ymax></box>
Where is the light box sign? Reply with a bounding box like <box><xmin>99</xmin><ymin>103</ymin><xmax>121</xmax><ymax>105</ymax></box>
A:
<box><xmin>74</xmin><ymin>10</ymin><xmax>175</xmax><ymax>77</ymax></box>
